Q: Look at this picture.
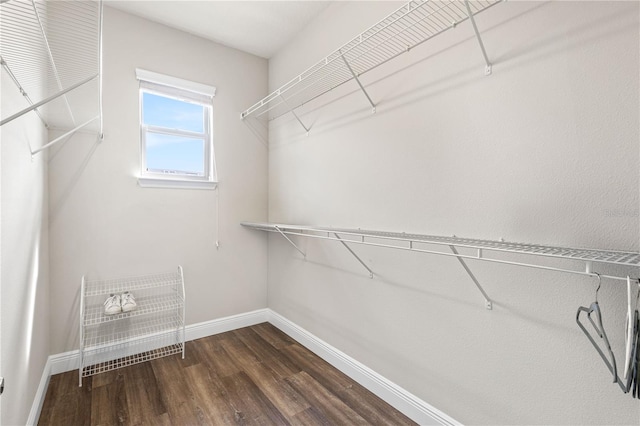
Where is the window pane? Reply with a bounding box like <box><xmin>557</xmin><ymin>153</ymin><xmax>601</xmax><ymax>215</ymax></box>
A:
<box><xmin>143</xmin><ymin>92</ymin><xmax>204</xmax><ymax>133</ymax></box>
<box><xmin>146</xmin><ymin>132</ymin><xmax>205</xmax><ymax>176</ymax></box>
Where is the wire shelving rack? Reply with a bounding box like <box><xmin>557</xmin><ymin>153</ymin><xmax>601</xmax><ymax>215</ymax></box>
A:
<box><xmin>79</xmin><ymin>267</ymin><xmax>185</xmax><ymax>386</ymax></box>
<box><xmin>241</xmin><ymin>0</ymin><xmax>501</xmax><ymax>131</ymax></box>
<box><xmin>0</xmin><ymin>0</ymin><xmax>103</xmax><ymax>156</ymax></box>
<box><xmin>242</xmin><ymin>222</ymin><xmax>640</xmax><ymax>309</ymax></box>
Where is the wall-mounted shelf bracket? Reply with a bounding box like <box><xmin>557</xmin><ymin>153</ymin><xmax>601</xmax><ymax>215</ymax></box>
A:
<box><xmin>449</xmin><ymin>245</ymin><xmax>492</xmax><ymax>310</ymax></box>
<box><xmin>279</xmin><ymin>95</ymin><xmax>310</xmax><ymax>135</ymax></box>
<box><xmin>31</xmin><ymin>115</ymin><xmax>100</xmax><ymax>156</ymax></box>
<box><xmin>0</xmin><ymin>56</ymin><xmax>49</xmax><ymax>129</ymax></box>
<box><xmin>464</xmin><ymin>0</ymin><xmax>493</xmax><ymax>75</ymax></box>
<box><xmin>340</xmin><ymin>51</ymin><xmax>376</xmax><ymax>114</ymax></box>
<box><xmin>334</xmin><ymin>233</ymin><xmax>374</xmax><ymax>278</ymax></box>
<box><xmin>0</xmin><ymin>73</ymin><xmax>98</xmax><ymax>128</ymax></box>
<box><xmin>275</xmin><ymin>226</ymin><xmax>306</xmax><ymax>258</ymax></box>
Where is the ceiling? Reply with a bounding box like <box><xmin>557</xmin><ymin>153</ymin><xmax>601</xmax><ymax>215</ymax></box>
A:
<box><xmin>106</xmin><ymin>1</ymin><xmax>332</xmax><ymax>59</ymax></box>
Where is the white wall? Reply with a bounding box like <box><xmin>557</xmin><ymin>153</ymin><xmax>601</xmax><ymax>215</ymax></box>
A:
<box><xmin>47</xmin><ymin>6</ymin><xmax>269</xmax><ymax>354</ymax></box>
<box><xmin>1</xmin><ymin>58</ymin><xmax>50</xmax><ymax>425</ymax></box>
<box><xmin>267</xmin><ymin>1</ymin><xmax>639</xmax><ymax>424</ymax></box>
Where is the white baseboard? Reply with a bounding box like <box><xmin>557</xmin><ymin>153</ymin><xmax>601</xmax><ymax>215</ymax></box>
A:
<box><xmin>26</xmin><ymin>357</ymin><xmax>52</xmax><ymax>426</ymax></box>
<box><xmin>49</xmin><ymin>349</ymin><xmax>82</xmax><ymax>375</ymax></box>
<box><xmin>186</xmin><ymin>308</ymin><xmax>269</xmax><ymax>341</ymax></box>
<box><xmin>33</xmin><ymin>308</ymin><xmax>456</xmax><ymax>426</ymax></box>
<box><xmin>267</xmin><ymin>310</ymin><xmax>460</xmax><ymax>426</ymax></box>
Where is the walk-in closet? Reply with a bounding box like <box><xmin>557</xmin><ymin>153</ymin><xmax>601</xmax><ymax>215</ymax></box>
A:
<box><xmin>1</xmin><ymin>1</ymin><xmax>638</xmax><ymax>425</ymax></box>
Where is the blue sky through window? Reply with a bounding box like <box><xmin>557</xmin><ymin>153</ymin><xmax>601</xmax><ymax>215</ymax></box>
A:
<box><xmin>143</xmin><ymin>91</ymin><xmax>207</xmax><ymax>175</ymax></box>
<box><xmin>143</xmin><ymin>92</ymin><xmax>204</xmax><ymax>132</ymax></box>
<box><xmin>146</xmin><ymin>133</ymin><xmax>205</xmax><ymax>175</ymax></box>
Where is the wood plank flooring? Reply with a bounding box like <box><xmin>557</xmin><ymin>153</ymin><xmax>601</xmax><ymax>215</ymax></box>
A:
<box><xmin>39</xmin><ymin>323</ymin><xmax>416</xmax><ymax>425</ymax></box>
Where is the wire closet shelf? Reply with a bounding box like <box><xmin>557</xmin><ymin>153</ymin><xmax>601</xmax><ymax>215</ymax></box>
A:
<box><xmin>0</xmin><ymin>0</ymin><xmax>103</xmax><ymax>155</ymax></box>
<box><xmin>242</xmin><ymin>222</ymin><xmax>640</xmax><ymax>284</ymax></box>
<box><xmin>79</xmin><ymin>267</ymin><xmax>185</xmax><ymax>386</ymax></box>
<box><xmin>240</xmin><ymin>0</ymin><xmax>501</xmax><ymax>123</ymax></box>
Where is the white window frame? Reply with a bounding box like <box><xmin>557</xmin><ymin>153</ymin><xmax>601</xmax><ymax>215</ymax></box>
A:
<box><xmin>136</xmin><ymin>69</ymin><xmax>217</xmax><ymax>190</ymax></box>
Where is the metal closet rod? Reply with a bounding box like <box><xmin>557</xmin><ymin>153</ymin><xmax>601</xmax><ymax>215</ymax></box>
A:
<box><xmin>241</xmin><ymin>222</ymin><xmax>637</xmax><ymax>283</ymax></box>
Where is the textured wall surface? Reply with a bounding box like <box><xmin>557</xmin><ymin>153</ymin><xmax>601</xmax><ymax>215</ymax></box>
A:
<box><xmin>267</xmin><ymin>1</ymin><xmax>640</xmax><ymax>424</ymax></box>
<box><xmin>47</xmin><ymin>6</ymin><xmax>269</xmax><ymax>354</ymax></box>
<box><xmin>1</xmin><ymin>50</ymin><xmax>50</xmax><ymax>425</ymax></box>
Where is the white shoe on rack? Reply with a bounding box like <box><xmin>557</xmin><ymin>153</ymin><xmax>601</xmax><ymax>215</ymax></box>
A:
<box><xmin>104</xmin><ymin>294</ymin><xmax>121</xmax><ymax>315</ymax></box>
<box><xmin>121</xmin><ymin>291</ymin><xmax>137</xmax><ymax>313</ymax></box>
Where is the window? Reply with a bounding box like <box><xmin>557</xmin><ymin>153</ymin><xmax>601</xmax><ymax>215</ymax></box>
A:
<box><xmin>136</xmin><ymin>69</ymin><xmax>217</xmax><ymax>189</ymax></box>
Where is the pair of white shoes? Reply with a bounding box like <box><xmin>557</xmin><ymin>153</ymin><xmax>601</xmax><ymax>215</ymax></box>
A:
<box><xmin>104</xmin><ymin>291</ymin><xmax>137</xmax><ymax>315</ymax></box>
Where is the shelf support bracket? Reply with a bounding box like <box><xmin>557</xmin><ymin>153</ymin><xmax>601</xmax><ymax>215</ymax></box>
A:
<box><xmin>0</xmin><ymin>73</ymin><xmax>98</xmax><ymax>127</ymax></box>
<box><xmin>464</xmin><ymin>0</ymin><xmax>493</xmax><ymax>76</ymax></box>
<box><xmin>279</xmin><ymin>95</ymin><xmax>310</xmax><ymax>134</ymax></box>
<box><xmin>31</xmin><ymin>115</ymin><xmax>100</xmax><ymax>156</ymax></box>
<box><xmin>334</xmin><ymin>233</ymin><xmax>374</xmax><ymax>278</ymax></box>
<box><xmin>340</xmin><ymin>52</ymin><xmax>376</xmax><ymax>113</ymax></box>
<box><xmin>0</xmin><ymin>56</ymin><xmax>49</xmax><ymax>129</ymax></box>
<box><xmin>449</xmin><ymin>245</ymin><xmax>493</xmax><ymax>310</ymax></box>
<box><xmin>275</xmin><ymin>226</ymin><xmax>306</xmax><ymax>258</ymax></box>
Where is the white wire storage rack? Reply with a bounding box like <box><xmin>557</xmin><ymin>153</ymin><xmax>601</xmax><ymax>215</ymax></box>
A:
<box><xmin>240</xmin><ymin>0</ymin><xmax>501</xmax><ymax>131</ymax></box>
<box><xmin>79</xmin><ymin>267</ymin><xmax>185</xmax><ymax>386</ymax></box>
<box><xmin>242</xmin><ymin>222</ymin><xmax>640</xmax><ymax>309</ymax></box>
<box><xmin>0</xmin><ymin>0</ymin><xmax>103</xmax><ymax>156</ymax></box>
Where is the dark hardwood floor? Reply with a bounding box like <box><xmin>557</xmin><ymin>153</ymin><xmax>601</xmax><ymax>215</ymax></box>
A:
<box><xmin>39</xmin><ymin>323</ymin><xmax>416</xmax><ymax>425</ymax></box>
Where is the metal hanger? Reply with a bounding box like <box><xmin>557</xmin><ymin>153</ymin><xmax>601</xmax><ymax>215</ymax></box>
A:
<box><xmin>576</xmin><ymin>273</ymin><xmax>618</xmax><ymax>383</ymax></box>
<box><xmin>618</xmin><ymin>278</ymin><xmax>640</xmax><ymax>395</ymax></box>
<box><xmin>630</xmin><ymin>307</ymin><xmax>639</xmax><ymax>397</ymax></box>
<box><xmin>623</xmin><ymin>276</ymin><xmax>638</xmax><ymax>380</ymax></box>
<box><xmin>633</xmin><ymin>304</ymin><xmax>640</xmax><ymax>397</ymax></box>
<box><xmin>577</xmin><ymin>275</ymin><xmax>640</xmax><ymax>395</ymax></box>
<box><xmin>629</xmin><ymin>279</ymin><xmax>640</xmax><ymax>397</ymax></box>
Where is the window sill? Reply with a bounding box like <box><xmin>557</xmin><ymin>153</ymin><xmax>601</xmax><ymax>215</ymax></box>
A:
<box><xmin>137</xmin><ymin>177</ymin><xmax>218</xmax><ymax>190</ymax></box>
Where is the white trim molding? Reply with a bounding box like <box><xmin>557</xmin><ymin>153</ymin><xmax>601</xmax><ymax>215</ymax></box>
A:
<box><xmin>186</xmin><ymin>308</ymin><xmax>269</xmax><ymax>341</ymax></box>
<box><xmin>49</xmin><ymin>350</ymin><xmax>82</xmax><ymax>376</ymax></box>
<box><xmin>137</xmin><ymin>176</ymin><xmax>218</xmax><ymax>190</ymax></box>
<box><xmin>32</xmin><ymin>308</ymin><xmax>456</xmax><ymax>426</ymax></box>
<box><xmin>266</xmin><ymin>310</ymin><xmax>460</xmax><ymax>426</ymax></box>
<box><xmin>135</xmin><ymin>68</ymin><xmax>216</xmax><ymax>98</ymax></box>
<box><xmin>26</xmin><ymin>357</ymin><xmax>52</xmax><ymax>426</ymax></box>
